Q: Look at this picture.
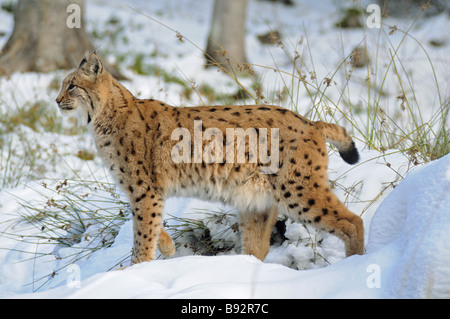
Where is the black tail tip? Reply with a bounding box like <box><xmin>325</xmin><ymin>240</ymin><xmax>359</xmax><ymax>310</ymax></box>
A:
<box><xmin>339</xmin><ymin>142</ymin><xmax>359</xmax><ymax>165</ymax></box>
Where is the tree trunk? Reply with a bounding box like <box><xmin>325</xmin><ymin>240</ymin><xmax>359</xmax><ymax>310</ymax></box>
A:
<box><xmin>0</xmin><ymin>0</ymin><xmax>123</xmax><ymax>78</ymax></box>
<box><xmin>205</xmin><ymin>0</ymin><xmax>249</xmax><ymax>74</ymax></box>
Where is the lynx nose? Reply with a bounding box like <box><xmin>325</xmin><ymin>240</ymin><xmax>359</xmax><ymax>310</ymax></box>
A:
<box><xmin>56</xmin><ymin>95</ymin><xmax>63</xmax><ymax>105</ymax></box>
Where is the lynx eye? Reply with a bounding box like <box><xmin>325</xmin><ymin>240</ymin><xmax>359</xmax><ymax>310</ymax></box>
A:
<box><xmin>68</xmin><ymin>84</ymin><xmax>76</xmax><ymax>91</ymax></box>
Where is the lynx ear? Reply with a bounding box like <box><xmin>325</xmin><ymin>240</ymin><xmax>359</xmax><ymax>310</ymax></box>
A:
<box><xmin>78</xmin><ymin>51</ymin><xmax>89</xmax><ymax>68</ymax></box>
<box><xmin>79</xmin><ymin>52</ymin><xmax>103</xmax><ymax>77</ymax></box>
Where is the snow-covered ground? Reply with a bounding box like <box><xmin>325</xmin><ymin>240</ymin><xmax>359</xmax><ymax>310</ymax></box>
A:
<box><xmin>0</xmin><ymin>0</ymin><xmax>449</xmax><ymax>299</ymax></box>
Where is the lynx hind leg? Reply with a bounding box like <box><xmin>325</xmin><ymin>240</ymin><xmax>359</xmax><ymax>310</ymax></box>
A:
<box><xmin>323</xmin><ymin>201</ymin><xmax>364</xmax><ymax>257</ymax></box>
<box><xmin>309</xmin><ymin>197</ymin><xmax>364</xmax><ymax>257</ymax></box>
<box><xmin>158</xmin><ymin>227</ymin><xmax>175</xmax><ymax>257</ymax></box>
<box><xmin>281</xmin><ymin>189</ymin><xmax>364</xmax><ymax>257</ymax></box>
<box><xmin>239</xmin><ymin>206</ymin><xmax>279</xmax><ymax>261</ymax></box>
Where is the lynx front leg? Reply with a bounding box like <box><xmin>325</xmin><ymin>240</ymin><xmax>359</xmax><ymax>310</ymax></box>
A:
<box><xmin>239</xmin><ymin>206</ymin><xmax>278</xmax><ymax>261</ymax></box>
<box><xmin>131</xmin><ymin>191</ymin><xmax>165</xmax><ymax>265</ymax></box>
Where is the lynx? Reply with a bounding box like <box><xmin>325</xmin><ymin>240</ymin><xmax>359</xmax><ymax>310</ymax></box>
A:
<box><xmin>56</xmin><ymin>53</ymin><xmax>364</xmax><ymax>265</ymax></box>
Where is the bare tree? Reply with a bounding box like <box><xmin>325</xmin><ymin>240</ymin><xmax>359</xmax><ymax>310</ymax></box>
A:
<box><xmin>205</xmin><ymin>0</ymin><xmax>249</xmax><ymax>74</ymax></box>
<box><xmin>0</xmin><ymin>0</ymin><xmax>122</xmax><ymax>78</ymax></box>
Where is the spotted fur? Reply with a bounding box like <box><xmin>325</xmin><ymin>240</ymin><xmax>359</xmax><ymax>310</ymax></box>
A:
<box><xmin>56</xmin><ymin>53</ymin><xmax>364</xmax><ymax>264</ymax></box>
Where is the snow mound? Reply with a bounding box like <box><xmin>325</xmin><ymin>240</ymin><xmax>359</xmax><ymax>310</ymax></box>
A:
<box><xmin>17</xmin><ymin>155</ymin><xmax>450</xmax><ymax>299</ymax></box>
<box><xmin>367</xmin><ymin>154</ymin><xmax>450</xmax><ymax>298</ymax></box>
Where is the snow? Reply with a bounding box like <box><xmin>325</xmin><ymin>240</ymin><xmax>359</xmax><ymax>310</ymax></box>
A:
<box><xmin>367</xmin><ymin>155</ymin><xmax>450</xmax><ymax>298</ymax></box>
<box><xmin>0</xmin><ymin>0</ymin><xmax>449</xmax><ymax>299</ymax></box>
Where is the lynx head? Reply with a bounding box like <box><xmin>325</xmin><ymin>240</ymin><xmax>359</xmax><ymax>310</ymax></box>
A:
<box><xmin>56</xmin><ymin>52</ymin><xmax>105</xmax><ymax>125</ymax></box>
